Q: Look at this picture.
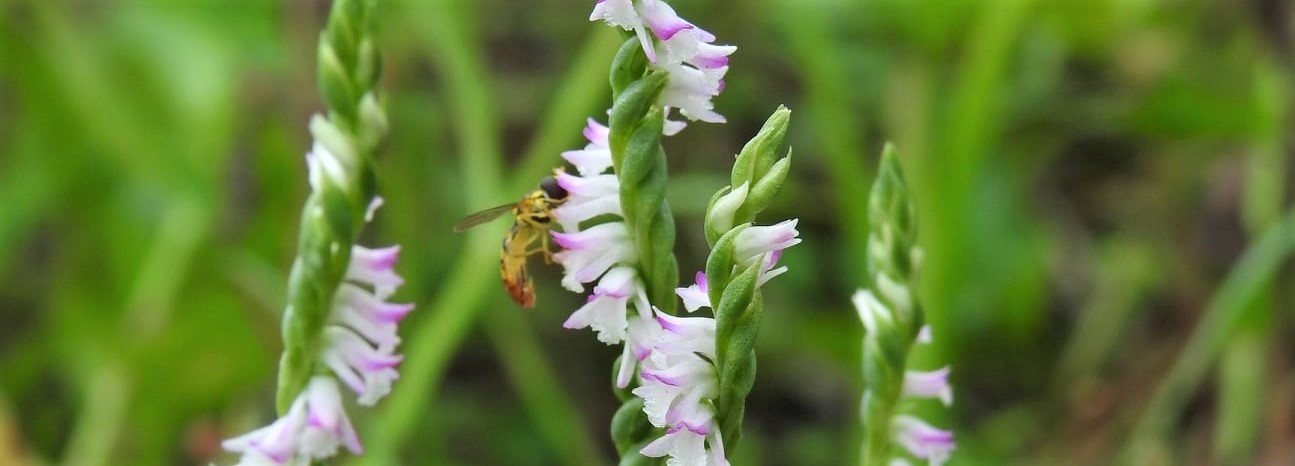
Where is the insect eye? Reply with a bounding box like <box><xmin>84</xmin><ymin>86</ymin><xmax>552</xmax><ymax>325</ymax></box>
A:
<box><xmin>539</xmin><ymin>176</ymin><xmax>568</xmax><ymax>200</ymax></box>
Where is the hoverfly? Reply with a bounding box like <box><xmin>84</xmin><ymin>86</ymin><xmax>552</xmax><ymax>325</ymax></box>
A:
<box><xmin>453</xmin><ymin>174</ymin><xmax>569</xmax><ymax>308</ymax></box>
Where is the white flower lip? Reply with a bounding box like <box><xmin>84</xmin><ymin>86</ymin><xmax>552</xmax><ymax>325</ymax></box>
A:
<box><xmin>675</xmin><ymin>271</ymin><xmax>711</xmax><ymax>312</ymax></box>
<box><xmin>562</xmin><ymin>266</ymin><xmax>640</xmax><ymax>344</ymax></box>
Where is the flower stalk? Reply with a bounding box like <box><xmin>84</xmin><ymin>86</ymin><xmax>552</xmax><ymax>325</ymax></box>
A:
<box><xmin>223</xmin><ymin>0</ymin><xmax>411</xmax><ymax>464</ymax></box>
<box><xmin>858</xmin><ymin>145</ymin><xmax>955</xmax><ymax>466</ymax></box>
<box><xmin>276</xmin><ymin>0</ymin><xmax>388</xmax><ymax>413</ymax></box>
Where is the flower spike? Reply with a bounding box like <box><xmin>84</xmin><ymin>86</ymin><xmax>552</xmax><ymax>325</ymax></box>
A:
<box><xmin>857</xmin><ymin>144</ymin><xmax>956</xmax><ymax>466</ymax></box>
<box><xmin>222</xmin><ymin>0</ymin><xmax>408</xmax><ymax>464</ymax></box>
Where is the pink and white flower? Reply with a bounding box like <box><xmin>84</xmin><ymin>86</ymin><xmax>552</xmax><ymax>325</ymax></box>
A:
<box><xmin>317</xmin><ymin>245</ymin><xmax>412</xmax><ymax>406</ymax></box>
<box><xmin>734</xmin><ymin>219</ymin><xmax>801</xmax><ymax>266</ymax></box>
<box><xmin>892</xmin><ymin>415</ymin><xmax>955</xmax><ymax>466</ymax></box>
<box><xmin>618</xmin><ymin>313</ymin><xmax>665</xmax><ymax>388</ymax></box>
<box><xmin>659</xmin><ymin>61</ymin><xmax>727</xmax><ymax>124</ymax></box>
<box><xmin>587</xmin><ymin>0</ymin><xmax>735</xmax><ymax>129</ymax></box>
<box><xmin>676</xmin><ymin>272</ymin><xmax>710</xmax><ymax>313</ymax></box>
<box><xmin>563</xmin><ymin>266</ymin><xmax>649</xmax><ymax>344</ymax></box>
<box><xmin>853</xmin><ymin>288</ymin><xmax>957</xmax><ymax>466</ymax></box>
<box><xmin>902</xmin><ymin>367</ymin><xmax>953</xmax><ymax>407</ymax></box>
<box><xmin>553</xmin><ymin>222</ymin><xmax>638</xmax><ymax>291</ymax></box>
<box><xmin>223</xmin><ymin>377</ymin><xmax>362</xmax><ymax>466</ymax></box>
<box><xmin>633</xmin><ymin>310</ymin><xmax>728</xmax><ymax>466</ymax></box>
<box><xmin>552</xmin><ymin>171</ymin><xmax>622</xmax><ymax>232</ymax></box>
<box><xmin>639</xmin><ymin>424</ymin><xmax>728</xmax><ymax>466</ymax></box>
<box><xmin>224</xmin><ymin>181</ymin><xmax>413</xmax><ymax>464</ymax></box>
<box><xmin>561</xmin><ymin>118</ymin><xmax>614</xmax><ymax>176</ymax></box>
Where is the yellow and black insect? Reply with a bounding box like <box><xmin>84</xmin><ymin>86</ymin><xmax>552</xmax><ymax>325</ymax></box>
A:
<box><xmin>453</xmin><ymin>175</ymin><xmax>569</xmax><ymax>308</ymax></box>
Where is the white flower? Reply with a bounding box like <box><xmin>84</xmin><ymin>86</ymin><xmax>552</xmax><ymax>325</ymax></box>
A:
<box><xmin>903</xmin><ymin>367</ymin><xmax>953</xmax><ymax>406</ymax></box>
<box><xmin>561</xmin><ymin>118</ymin><xmax>613</xmax><ymax>176</ymax></box>
<box><xmin>706</xmin><ymin>182</ymin><xmax>748</xmax><ymax>236</ymax></box>
<box><xmin>305</xmin><ymin>142</ymin><xmax>348</xmax><ymax>194</ymax></box>
<box><xmin>633</xmin><ymin>310</ymin><xmax>727</xmax><ymax>466</ymax></box>
<box><xmin>675</xmin><ymin>271</ymin><xmax>711</xmax><ymax>312</ymax></box>
<box><xmin>618</xmin><ymin>313</ymin><xmax>664</xmax><ymax>388</ymax></box>
<box><xmin>892</xmin><ymin>415</ymin><xmax>955</xmax><ymax>466</ymax></box>
<box><xmin>586</xmin><ymin>0</ymin><xmax>735</xmax><ymax>127</ymax></box>
<box><xmin>853</xmin><ymin>289</ymin><xmax>890</xmax><ymax>335</ymax></box>
<box><xmin>563</xmin><ymin>266</ymin><xmax>647</xmax><ymax>344</ymax></box>
<box><xmin>223</xmin><ymin>377</ymin><xmax>362</xmax><ymax>465</ymax></box>
<box><xmin>734</xmin><ymin>219</ymin><xmax>801</xmax><ymax>266</ymax></box>
<box><xmin>552</xmin><ymin>222</ymin><xmax>637</xmax><ymax>291</ymax></box>
<box><xmin>551</xmin><ymin>170</ymin><xmax>622</xmax><ymax>232</ymax></box>
<box><xmin>316</xmin><ymin>245</ymin><xmax>413</xmax><ymax>406</ymax></box>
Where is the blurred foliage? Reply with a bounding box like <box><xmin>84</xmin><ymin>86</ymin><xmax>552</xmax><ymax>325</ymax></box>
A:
<box><xmin>0</xmin><ymin>0</ymin><xmax>1293</xmax><ymax>465</ymax></box>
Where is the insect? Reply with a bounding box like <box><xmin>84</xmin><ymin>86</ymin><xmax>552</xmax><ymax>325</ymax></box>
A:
<box><xmin>453</xmin><ymin>174</ymin><xmax>569</xmax><ymax>308</ymax></box>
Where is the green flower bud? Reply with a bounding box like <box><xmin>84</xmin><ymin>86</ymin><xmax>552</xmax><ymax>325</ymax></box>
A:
<box><xmin>731</xmin><ymin>105</ymin><xmax>791</xmax><ymax>188</ymax></box>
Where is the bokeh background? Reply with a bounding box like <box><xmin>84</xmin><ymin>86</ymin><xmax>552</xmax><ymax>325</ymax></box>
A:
<box><xmin>1</xmin><ymin>0</ymin><xmax>1293</xmax><ymax>465</ymax></box>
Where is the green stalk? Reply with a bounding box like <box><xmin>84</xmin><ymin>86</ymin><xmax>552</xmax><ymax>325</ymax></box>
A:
<box><xmin>485</xmin><ymin>309</ymin><xmax>605</xmax><ymax>466</ymax></box>
<box><xmin>1123</xmin><ymin>206</ymin><xmax>1295</xmax><ymax>464</ymax></box>
<box><xmin>275</xmin><ymin>0</ymin><xmax>387</xmax><ymax>412</ymax></box>
<box><xmin>920</xmin><ymin>0</ymin><xmax>1036</xmax><ymax>353</ymax></box>
<box><xmin>859</xmin><ymin>146</ymin><xmax>924</xmax><ymax>466</ymax></box>
<box><xmin>1213</xmin><ymin>55</ymin><xmax>1287</xmax><ymax>466</ymax></box>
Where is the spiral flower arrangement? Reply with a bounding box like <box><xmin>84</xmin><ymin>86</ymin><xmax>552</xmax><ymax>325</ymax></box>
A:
<box><xmin>220</xmin><ymin>1</ymin><xmax>411</xmax><ymax>464</ymax></box>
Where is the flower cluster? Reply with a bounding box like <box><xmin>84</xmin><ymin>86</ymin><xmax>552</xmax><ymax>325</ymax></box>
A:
<box><xmin>223</xmin><ymin>144</ymin><xmax>413</xmax><ymax>466</ymax></box>
<box><xmin>590</xmin><ymin>0</ymin><xmax>735</xmax><ymax>130</ymax></box>
<box><xmin>635</xmin><ymin>312</ymin><xmax>724</xmax><ymax>466</ymax></box>
<box><xmin>551</xmin><ymin>118</ymin><xmax>660</xmax><ymax>388</ymax></box>
<box><xmin>629</xmin><ymin>220</ymin><xmax>799</xmax><ymax>466</ymax></box>
<box><xmin>855</xmin><ymin>290</ymin><xmax>955</xmax><ymax>466</ymax></box>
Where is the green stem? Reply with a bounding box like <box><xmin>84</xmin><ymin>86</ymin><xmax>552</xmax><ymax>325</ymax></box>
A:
<box><xmin>1123</xmin><ymin>206</ymin><xmax>1295</xmax><ymax>464</ymax></box>
<box><xmin>60</xmin><ymin>365</ymin><xmax>129</xmax><ymax>466</ymax></box>
<box><xmin>485</xmin><ymin>309</ymin><xmax>605</xmax><ymax>466</ymax></box>
<box><xmin>919</xmin><ymin>0</ymin><xmax>1036</xmax><ymax>356</ymax></box>
<box><xmin>1213</xmin><ymin>57</ymin><xmax>1287</xmax><ymax>465</ymax></box>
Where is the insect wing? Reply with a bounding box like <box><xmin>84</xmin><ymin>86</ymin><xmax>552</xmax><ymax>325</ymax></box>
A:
<box><xmin>453</xmin><ymin>203</ymin><xmax>516</xmax><ymax>232</ymax></box>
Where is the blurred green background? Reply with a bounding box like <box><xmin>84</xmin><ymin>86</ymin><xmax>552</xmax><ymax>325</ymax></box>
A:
<box><xmin>1</xmin><ymin>0</ymin><xmax>1293</xmax><ymax>465</ymax></box>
